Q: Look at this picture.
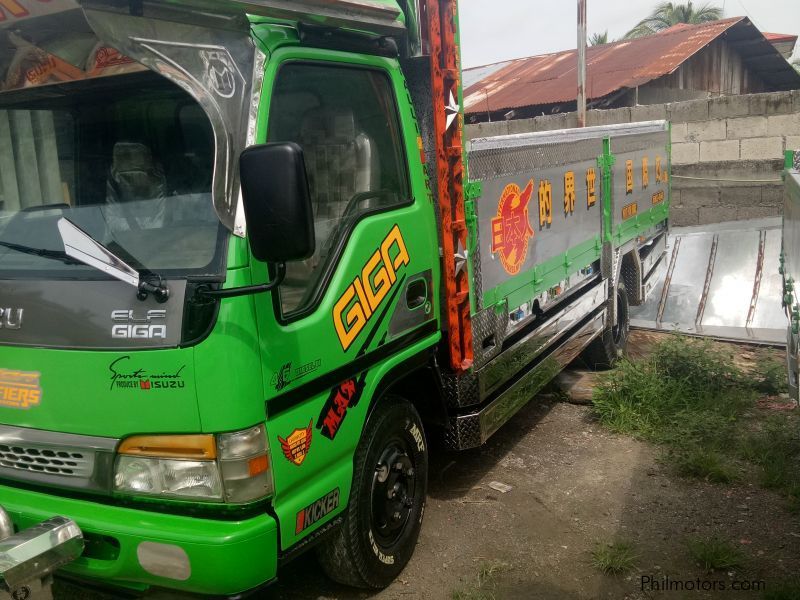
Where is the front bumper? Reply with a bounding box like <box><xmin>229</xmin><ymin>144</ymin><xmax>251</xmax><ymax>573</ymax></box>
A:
<box><xmin>0</xmin><ymin>484</ymin><xmax>278</xmax><ymax>596</ymax></box>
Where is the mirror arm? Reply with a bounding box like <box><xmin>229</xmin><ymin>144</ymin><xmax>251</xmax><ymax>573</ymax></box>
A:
<box><xmin>196</xmin><ymin>263</ymin><xmax>286</xmax><ymax>300</ymax></box>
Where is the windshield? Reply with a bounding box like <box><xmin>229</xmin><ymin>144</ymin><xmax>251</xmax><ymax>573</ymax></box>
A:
<box><xmin>0</xmin><ymin>72</ymin><xmax>226</xmax><ymax>279</ymax></box>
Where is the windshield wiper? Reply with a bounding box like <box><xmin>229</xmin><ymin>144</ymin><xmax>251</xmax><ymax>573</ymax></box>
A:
<box><xmin>57</xmin><ymin>217</ymin><xmax>170</xmax><ymax>303</ymax></box>
<box><xmin>0</xmin><ymin>239</ymin><xmax>83</xmax><ymax>265</ymax></box>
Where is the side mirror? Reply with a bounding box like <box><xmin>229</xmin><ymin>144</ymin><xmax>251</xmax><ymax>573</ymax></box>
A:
<box><xmin>239</xmin><ymin>142</ymin><xmax>315</xmax><ymax>264</ymax></box>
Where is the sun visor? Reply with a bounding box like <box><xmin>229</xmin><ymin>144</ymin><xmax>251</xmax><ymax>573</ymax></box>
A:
<box><xmin>0</xmin><ymin>1</ymin><xmax>145</xmax><ymax>91</ymax></box>
<box><xmin>0</xmin><ymin>1</ymin><xmax>260</xmax><ymax>236</ymax></box>
<box><xmin>78</xmin><ymin>6</ymin><xmax>258</xmax><ymax>236</ymax></box>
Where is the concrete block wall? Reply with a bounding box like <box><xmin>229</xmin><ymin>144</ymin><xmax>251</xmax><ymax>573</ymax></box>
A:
<box><xmin>466</xmin><ymin>90</ymin><xmax>800</xmax><ymax>226</ymax></box>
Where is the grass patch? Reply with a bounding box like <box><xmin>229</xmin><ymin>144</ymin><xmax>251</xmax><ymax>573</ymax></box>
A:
<box><xmin>751</xmin><ymin>349</ymin><xmax>789</xmax><ymax>395</ymax></box>
<box><xmin>593</xmin><ymin>334</ymin><xmax>800</xmax><ymax>503</ymax></box>
<box><xmin>451</xmin><ymin>560</ymin><xmax>511</xmax><ymax>600</ymax></box>
<box><xmin>687</xmin><ymin>536</ymin><xmax>743</xmax><ymax>572</ymax></box>
<box><xmin>591</xmin><ymin>541</ymin><xmax>638</xmax><ymax>575</ymax></box>
<box><xmin>673</xmin><ymin>447</ymin><xmax>737</xmax><ymax>483</ymax></box>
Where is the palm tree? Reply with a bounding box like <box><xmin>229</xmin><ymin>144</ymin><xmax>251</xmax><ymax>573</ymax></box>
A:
<box><xmin>625</xmin><ymin>2</ymin><xmax>723</xmax><ymax>39</ymax></box>
<box><xmin>589</xmin><ymin>31</ymin><xmax>609</xmax><ymax>46</ymax></box>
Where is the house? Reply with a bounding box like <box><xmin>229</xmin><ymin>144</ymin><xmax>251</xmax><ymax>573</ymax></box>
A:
<box><xmin>463</xmin><ymin>17</ymin><xmax>800</xmax><ymax>122</ymax></box>
<box><xmin>764</xmin><ymin>32</ymin><xmax>798</xmax><ymax>60</ymax></box>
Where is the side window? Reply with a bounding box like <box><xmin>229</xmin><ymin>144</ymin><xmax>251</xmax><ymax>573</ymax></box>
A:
<box><xmin>267</xmin><ymin>63</ymin><xmax>409</xmax><ymax>317</ymax></box>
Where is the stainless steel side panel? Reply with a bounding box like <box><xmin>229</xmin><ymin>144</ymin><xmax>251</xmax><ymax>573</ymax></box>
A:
<box><xmin>477</xmin><ymin>280</ymin><xmax>607</xmax><ymax>399</ymax></box>
<box><xmin>444</xmin><ymin>310</ymin><xmax>604</xmax><ymax>450</ymax></box>
<box><xmin>630</xmin><ymin>218</ymin><xmax>785</xmax><ymax>344</ymax></box>
<box><xmin>473</xmin><ymin>160</ymin><xmax>603</xmax><ymax>299</ymax></box>
<box><xmin>609</xmin><ymin>126</ymin><xmax>670</xmax><ymax>231</ymax></box>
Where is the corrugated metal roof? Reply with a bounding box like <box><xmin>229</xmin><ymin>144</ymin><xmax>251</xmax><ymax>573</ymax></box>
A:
<box><xmin>462</xmin><ymin>60</ymin><xmax>513</xmax><ymax>90</ymax></box>
<box><xmin>464</xmin><ymin>17</ymin><xmax>800</xmax><ymax>115</ymax></box>
<box><xmin>763</xmin><ymin>32</ymin><xmax>798</xmax><ymax>43</ymax></box>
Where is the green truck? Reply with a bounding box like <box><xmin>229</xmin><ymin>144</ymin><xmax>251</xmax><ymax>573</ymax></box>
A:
<box><xmin>0</xmin><ymin>0</ymin><xmax>670</xmax><ymax>596</ymax></box>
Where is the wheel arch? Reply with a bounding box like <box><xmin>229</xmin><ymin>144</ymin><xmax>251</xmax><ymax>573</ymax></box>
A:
<box><xmin>367</xmin><ymin>348</ymin><xmax>448</xmax><ymax>429</ymax></box>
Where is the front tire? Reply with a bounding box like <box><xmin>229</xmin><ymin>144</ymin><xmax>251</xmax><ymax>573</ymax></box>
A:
<box><xmin>317</xmin><ymin>395</ymin><xmax>428</xmax><ymax>589</ymax></box>
<box><xmin>582</xmin><ymin>281</ymin><xmax>630</xmax><ymax>369</ymax></box>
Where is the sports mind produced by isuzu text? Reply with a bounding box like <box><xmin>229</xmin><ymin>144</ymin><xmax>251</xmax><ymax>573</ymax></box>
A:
<box><xmin>0</xmin><ymin>0</ymin><xmax>671</xmax><ymax>597</ymax></box>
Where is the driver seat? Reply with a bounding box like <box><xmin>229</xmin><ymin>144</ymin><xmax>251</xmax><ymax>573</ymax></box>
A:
<box><xmin>105</xmin><ymin>141</ymin><xmax>167</xmax><ymax>231</ymax></box>
<box><xmin>298</xmin><ymin>108</ymin><xmax>378</xmax><ymax>257</ymax></box>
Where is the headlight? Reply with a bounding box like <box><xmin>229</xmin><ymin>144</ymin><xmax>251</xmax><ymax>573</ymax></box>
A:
<box><xmin>114</xmin><ymin>425</ymin><xmax>273</xmax><ymax>503</ymax></box>
<box><xmin>115</xmin><ymin>456</ymin><xmax>223</xmax><ymax>500</ymax></box>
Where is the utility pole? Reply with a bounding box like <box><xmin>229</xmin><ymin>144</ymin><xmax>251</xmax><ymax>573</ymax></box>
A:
<box><xmin>577</xmin><ymin>0</ymin><xmax>587</xmax><ymax>127</ymax></box>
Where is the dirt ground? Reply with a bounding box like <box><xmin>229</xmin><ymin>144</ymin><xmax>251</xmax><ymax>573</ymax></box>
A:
<box><xmin>56</xmin><ymin>332</ymin><xmax>800</xmax><ymax>600</ymax></box>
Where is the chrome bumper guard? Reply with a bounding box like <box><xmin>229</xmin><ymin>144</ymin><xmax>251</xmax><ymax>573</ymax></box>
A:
<box><xmin>0</xmin><ymin>506</ymin><xmax>83</xmax><ymax>599</ymax></box>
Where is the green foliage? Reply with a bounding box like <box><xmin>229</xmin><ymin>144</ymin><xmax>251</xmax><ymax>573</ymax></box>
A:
<box><xmin>673</xmin><ymin>447</ymin><xmax>737</xmax><ymax>483</ymax></box>
<box><xmin>739</xmin><ymin>416</ymin><xmax>800</xmax><ymax>490</ymax></box>
<box><xmin>589</xmin><ymin>31</ymin><xmax>610</xmax><ymax>46</ymax></box>
<box><xmin>625</xmin><ymin>2</ymin><xmax>723</xmax><ymax>39</ymax></box>
<box><xmin>687</xmin><ymin>536</ymin><xmax>743</xmax><ymax>572</ymax></box>
<box><xmin>750</xmin><ymin>350</ymin><xmax>789</xmax><ymax>395</ymax></box>
<box><xmin>593</xmin><ymin>334</ymin><xmax>749</xmax><ymax>447</ymax></box>
<box><xmin>593</xmin><ymin>334</ymin><xmax>800</xmax><ymax>504</ymax></box>
<box><xmin>591</xmin><ymin>541</ymin><xmax>638</xmax><ymax>575</ymax></box>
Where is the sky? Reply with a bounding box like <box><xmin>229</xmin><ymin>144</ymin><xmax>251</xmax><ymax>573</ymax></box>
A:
<box><xmin>459</xmin><ymin>0</ymin><xmax>800</xmax><ymax>68</ymax></box>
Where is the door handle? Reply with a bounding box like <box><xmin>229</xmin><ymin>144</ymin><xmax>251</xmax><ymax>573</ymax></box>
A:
<box><xmin>406</xmin><ymin>278</ymin><xmax>428</xmax><ymax>310</ymax></box>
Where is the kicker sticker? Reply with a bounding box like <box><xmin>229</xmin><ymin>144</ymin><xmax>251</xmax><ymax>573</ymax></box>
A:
<box><xmin>0</xmin><ymin>369</ymin><xmax>41</xmax><ymax>410</ymax></box>
<box><xmin>278</xmin><ymin>420</ymin><xmax>313</xmax><ymax>466</ymax></box>
<box><xmin>491</xmin><ymin>180</ymin><xmax>536</xmax><ymax>275</ymax></box>
<box><xmin>296</xmin><ymin>488</ymin><xmax>340</xmax><ymax>534</ymax></box>
<box><xmin>332</xmin><ymin>225</ymin><xmax>410</xmax><ymax>352</ymax></box>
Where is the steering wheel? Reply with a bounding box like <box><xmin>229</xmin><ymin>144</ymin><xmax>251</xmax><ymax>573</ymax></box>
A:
<box><xmin>292</xmin><ymin>189</ymin><xmax>398</xmax><ymax>309</ymax></box>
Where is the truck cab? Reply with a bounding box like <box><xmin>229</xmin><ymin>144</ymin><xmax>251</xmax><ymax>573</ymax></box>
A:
<box><xmin>0</xmin><ymin>1</ymin><xmax>670</xmax><ymax>597</ymax></box>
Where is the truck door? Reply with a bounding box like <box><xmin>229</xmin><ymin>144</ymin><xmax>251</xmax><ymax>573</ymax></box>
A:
<box><xmin>252</xmin><ymin>49</ymin><xmax>440</xmax><ymax>549</ymax></box>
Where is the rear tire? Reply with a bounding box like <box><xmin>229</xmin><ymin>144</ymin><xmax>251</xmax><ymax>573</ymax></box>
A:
<box><xmin>582</xmin><ymin>281</ymin><xmax>630</xmax><ymax>369</ymax></box>
<box><xmin>317</xmin><ymin>395</ymin><xmax>428</xmax><ymax>589</ymax></box>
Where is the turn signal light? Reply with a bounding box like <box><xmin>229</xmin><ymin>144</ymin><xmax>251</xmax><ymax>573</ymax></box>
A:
<box><xmin>118</xmin><ymin>435</ymin><xmax>216</xmax><ymax>459</ymax></box>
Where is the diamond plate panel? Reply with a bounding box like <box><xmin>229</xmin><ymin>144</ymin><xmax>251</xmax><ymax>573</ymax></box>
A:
<box><xmin>468</xmin><ymin>136</ymin><xmax>604</xmax><ymax>181</ymax></box>
<box><xmin>471</xmin><ymin>235</ymin><xmax>484</xmax><ymax>312</ymax></box>
<box><xmin>440</xmin><ymin>370</ymin><xmax>480</xmax><ymax>409</ymax></box>
<box><xmin>471</xmin><ymin>306</ymin><xmax>509</xmax><ymax>370</ymax></box>
<box><xmin>441</xmin><ymin>416</ymin><xmax>482</xmax><ymax>450</ymax></box>
<box><xmin>610</xmin><ymin>131</ymin><xmax>669</xmax><ymax>155</ymax></box>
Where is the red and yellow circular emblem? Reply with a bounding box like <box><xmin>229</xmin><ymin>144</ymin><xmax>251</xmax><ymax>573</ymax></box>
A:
<box><xmin>490</xmin><ymin>180</ymin><xmax>536</xmax><ymax>275</ymax></box>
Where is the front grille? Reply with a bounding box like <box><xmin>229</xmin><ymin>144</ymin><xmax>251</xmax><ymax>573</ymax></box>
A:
<box><xmin>0</xmin><ymin>425</ymin><xmax>118</xmax><ymax>493</ymax></box>
<box><xmin>0</xmin><ymin>443</ymin><xmax>94</xmax><ymax>478</ymax></box>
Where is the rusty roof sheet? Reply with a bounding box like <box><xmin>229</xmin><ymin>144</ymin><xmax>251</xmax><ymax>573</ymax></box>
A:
<box><xmin>464</xmin><ymin>17</ymin><xmax>800</xmax><ymax>115</ymax></box>
<box><xmin>763</xmin><ymin>32</ymin><xmax>798</xmax><ymax>43</ymax></box>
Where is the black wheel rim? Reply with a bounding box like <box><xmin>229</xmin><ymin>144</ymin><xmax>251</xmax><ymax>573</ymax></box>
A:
<box><xmin>370</xmin><ymin>435</ymin><xmax>417</xmax><ymax>549</ymax></box>
<box><xmin>612</xmin><ymin>287</ymin><xmax>627</xmax><ymax>345</ymax></box>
